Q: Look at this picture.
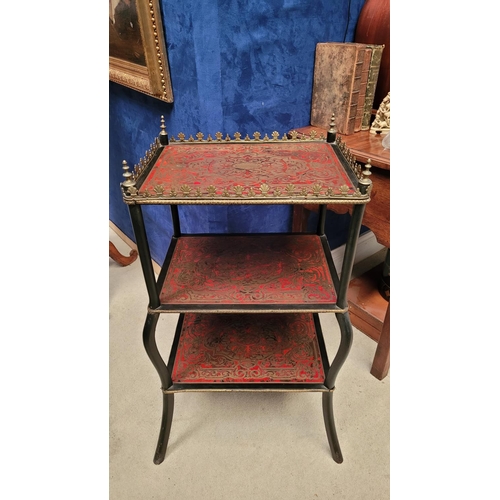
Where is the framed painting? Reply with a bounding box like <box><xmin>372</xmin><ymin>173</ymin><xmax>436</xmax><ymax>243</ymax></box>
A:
<box><xmin>109</xmin><ymin>0</ymin><xmax>173</xmax><ymax>102</ymax></box>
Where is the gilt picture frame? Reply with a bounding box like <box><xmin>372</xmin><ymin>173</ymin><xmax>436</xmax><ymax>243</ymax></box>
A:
<box><xmin>109</xmin><ymin>0</ymin><xmax>173</xmax><ymax>102</ymax></box>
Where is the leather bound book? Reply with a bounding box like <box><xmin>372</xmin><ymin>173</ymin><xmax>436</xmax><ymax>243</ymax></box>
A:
<box><xmin>310</xmin><ymin>42</ymin><xmax>367</xmax><ymax>135</ymax></box>
<box><xmin>354</xmin><ymin>47</ymin><xmax>372</xmax><ymax>132</ymax></box>
<box><xmin>361</xmin><ymin>44</ymin><xmax>385</xmax><ymax>130</ymax></box>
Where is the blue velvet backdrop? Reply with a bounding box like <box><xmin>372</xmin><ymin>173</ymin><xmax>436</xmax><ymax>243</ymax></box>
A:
<box><xmin>110</xmin><ymin>0</ymin><xmax>366</xmax><ymax>265</ymax></box>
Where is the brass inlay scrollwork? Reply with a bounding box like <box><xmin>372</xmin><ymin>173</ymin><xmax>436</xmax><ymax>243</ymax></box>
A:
<box><xmin>121</xmin><ymin>120</ymin><xmax>369</xmax><ymax>204</ymax></box>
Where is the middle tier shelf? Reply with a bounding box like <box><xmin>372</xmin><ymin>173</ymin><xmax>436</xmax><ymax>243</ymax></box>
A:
<box><xmin>154</xmin><ymin>233</ymin><xmax>343</xmax><ymax>313</ymax></box>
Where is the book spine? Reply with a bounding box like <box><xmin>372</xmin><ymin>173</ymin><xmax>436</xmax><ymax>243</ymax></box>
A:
<box><xmin>354</xmin><ymin>47</ymin><xmax>372</xmax><ymax>132</ymax></box>
<box><xmin>340</xmin><ymin>45</ymin><xmax>365</xmax><ymax>135</ymax></box>
<box><xmin>361</xmin><ymin>45</ymin><xmax>385</xmax><ymax>130</ymax></box>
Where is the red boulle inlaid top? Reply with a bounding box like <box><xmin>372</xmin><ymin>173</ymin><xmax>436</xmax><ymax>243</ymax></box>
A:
<box><xmin>172</xmin><ymin>313</ymin><xmax>325</xmax><ymax>384</ymax></box>
<box><xmin>138</xmin><ymin>142</ymin><xmax>356</xmax><ymax>201</ymax></box>
<box><xmin>160</xmin><ymin>235</ymin><xmax>336</xmax><ymax>308</ymax></box>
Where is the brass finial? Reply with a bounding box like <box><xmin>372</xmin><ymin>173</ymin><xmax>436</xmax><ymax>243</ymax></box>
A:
<box><xmin>327</xmin><ymin>112</ymin><xmax>337</xmax><ymax>143</ymax></box>
<box><xmin>159</xmin><ymin>115</ymin><xmax>168</xmax><ymax>145</ymax></box>
<box><xmin>329</xmin><ymin>113</ymin><xmax>336</xmax><ymax>133</ymax></box>
<box><xmin>122</xmin><ymin>160</ymin><xmax>136</xmax><ymax>194</ymax></box>
<box><xmin>358</xmin><ymin>158</ymin><xmax>373</xmax><ymax>193</ymax></box>
<box><xmin>362</xmin><ymin>159</ymin><xmax>372</xmax><ymax>179</ymax></box>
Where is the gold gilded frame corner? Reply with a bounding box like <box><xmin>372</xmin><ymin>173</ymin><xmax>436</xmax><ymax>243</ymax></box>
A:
<box><xmin>109</xmin><ymin>0</ymin><xmax>173</xmax><ymax>102</ymax></box>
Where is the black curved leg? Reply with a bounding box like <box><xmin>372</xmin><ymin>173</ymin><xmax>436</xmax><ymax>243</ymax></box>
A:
<box><xmin>322</xmin><ymin>312</ymin><xmax>354</xmax><ymax>462</ymax></box>
<box><xmin>143</xmin><ymin>312</ymin><xmax>174</xmax><ymax>464</ymax></box>
<box><xmin>322</xmin><ymin>392</ymin><xmax>343</xmax><ymax>463</ymax></box>
<box><xmin>154</xmin><ymin>393</ymin><xmax>175</xmax><ymax>464</ymax></box>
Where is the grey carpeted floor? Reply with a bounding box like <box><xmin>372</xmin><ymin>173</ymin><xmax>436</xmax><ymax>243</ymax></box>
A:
<box><xmin>109</xmin><ymin>228</ymin><xmax>389</xmax><ymax>500</ymax></box>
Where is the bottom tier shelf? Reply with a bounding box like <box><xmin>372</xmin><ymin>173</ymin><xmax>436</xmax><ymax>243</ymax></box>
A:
<box><xmin>165</xmin><ymin>313</ymin><xmax>331</xmax><ymax>392</ymax></box>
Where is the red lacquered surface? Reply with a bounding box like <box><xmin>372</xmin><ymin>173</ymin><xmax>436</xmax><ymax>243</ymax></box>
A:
<box><xmin>139</xmin><ymin>142</ymin><xmax>356</xmax><ymax>198</ymax></box>
<box><xmin>172</xmin><ymin>313</ymin><xmax>325</xmax><ymax>383</ymax></box>
<box><xmin>160</xmin><ymin>235</ymin><xmax>336</xmax><ymax>307</ymax></box>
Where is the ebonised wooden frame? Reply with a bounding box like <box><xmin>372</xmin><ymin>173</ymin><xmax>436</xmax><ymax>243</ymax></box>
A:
<box><xmin>124</xmin><ymin>118</ymin><xmax>370</xmax><ymax>464</ymax></box>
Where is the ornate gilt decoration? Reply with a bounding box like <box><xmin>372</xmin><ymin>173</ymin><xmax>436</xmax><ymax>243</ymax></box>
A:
<box><xmin>122</xmin><ymin>116</ymin><xmax>370</xmax><ymax>204</ymax></box>
<box><xmin>370</xmin><ymin>92</ymin><xmax>390</xmax><ymax>134</ymax></box>
<box><xmin>109</xmin><ymin>0</ymin><xmax>173</xmax><ymax>102</ymax></box>
<box><xmin>136</xmin><ymin>181</ymin><xmax>369</xmax><ymax>201</ymax></box>
<box><xmin>154</xmin><ymin>184</ymin><xmax>164</xmax><ymax>195</ymax></box>
<box><xmin>167</xmin><ymin>128</ymin><xmax>332</xmax><ymax>145</ymax></box>
<box><xmin>129</xmin><ymin>137</ymin><xmax>161</xmax><ymax>182</ymax></box>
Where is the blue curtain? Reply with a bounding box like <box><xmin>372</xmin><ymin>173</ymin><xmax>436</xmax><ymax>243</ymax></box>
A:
<box><xmin>110</xmin><ymin>0</ymin><xmax>366</xmax><ymax>264</ymax></box>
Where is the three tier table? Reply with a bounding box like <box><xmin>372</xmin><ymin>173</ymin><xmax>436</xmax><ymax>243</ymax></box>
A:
<box><xmin>120</xmin><ymin>116</ymin><xmax>372</xmax><ymax>464</ymax></box>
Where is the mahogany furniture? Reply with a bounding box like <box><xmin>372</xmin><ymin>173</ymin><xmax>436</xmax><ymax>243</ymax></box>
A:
<box><xmin>109</xmin><ymin>240</ymin><xmax>138</xmax><ymax>266</ymax></box>
<box><xmin>290</xmin><ymin>127</ymin><xmax>389</xmax><ymax>380</ymax></box>
<box><xmin>120</xmin><ymin>116</ymin><xmax>372</xmax><ymax>464</ymax></box>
